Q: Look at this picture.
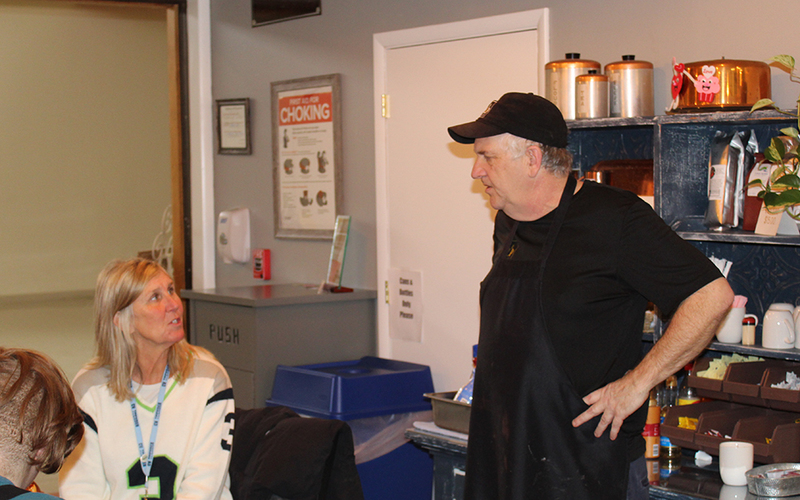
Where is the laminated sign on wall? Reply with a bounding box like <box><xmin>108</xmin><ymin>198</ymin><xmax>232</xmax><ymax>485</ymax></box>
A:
<box><xmin>388</xmin><ymin>268</ymin><xmax>422</xmax><ymax>342</ymax></box>
<box><xmin>272</xmin><ymin>74</ymin><xmax>341</xmax><ymax>239</ymax></box>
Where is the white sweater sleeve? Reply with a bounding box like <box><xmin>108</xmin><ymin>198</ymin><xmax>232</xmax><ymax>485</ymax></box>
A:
<box><xmin>175</xmin><ymin>366</ymin><xmax>235</xmax><ymax>500</ymax></box>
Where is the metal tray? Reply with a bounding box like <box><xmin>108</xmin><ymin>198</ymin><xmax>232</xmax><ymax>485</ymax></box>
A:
<box><xmin>747</xmin><ymin>463</ymin><xmax>800</xmax><ymax>497</ymax></box>
<box><xmin>425</xmin><ymin>391</ymin><xmax>471</xmax><ymax>434</ymax></box>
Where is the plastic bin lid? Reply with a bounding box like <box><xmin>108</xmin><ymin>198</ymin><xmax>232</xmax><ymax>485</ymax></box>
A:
<box><xmin>267</xmin><ymin>356</ymin><xmax>434</xmax><ymax>420</ymax></box>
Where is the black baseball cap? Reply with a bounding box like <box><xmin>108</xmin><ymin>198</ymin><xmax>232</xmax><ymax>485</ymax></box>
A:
<box><xmin>447</xmin><ymin>92</ymin><xmax>568</xmax><ymax>148</ymax></box>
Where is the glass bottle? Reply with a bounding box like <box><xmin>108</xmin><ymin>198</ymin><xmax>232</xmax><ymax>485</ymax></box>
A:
<box><xmin>660</xmin><ymin>375</ymin><xmax>681</xmax><ymax>459</ymax></box>
<box><xmin>677</xmin><ymin>362</ymin><xmax>701</xmax><ymax>406</ymax></box>
<box><xmin>643</xmin><ymin>388</ymin><xmax>661</xmax><ymax>459</ymax></box>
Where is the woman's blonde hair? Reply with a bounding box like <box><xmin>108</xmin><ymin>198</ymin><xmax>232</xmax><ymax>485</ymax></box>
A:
<box><xmin>89</xmin><ymin>258</ymin><xmax>195</xmax><ymax>401</ymax></box>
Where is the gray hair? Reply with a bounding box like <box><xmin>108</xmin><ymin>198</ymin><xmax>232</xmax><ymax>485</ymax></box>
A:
<box><xmin>502</xmin><ymin>133</ymin><xmax>573</xmax><ymax>177</ymax></box>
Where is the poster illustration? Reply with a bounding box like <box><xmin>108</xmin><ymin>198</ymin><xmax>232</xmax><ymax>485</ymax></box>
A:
<box><xmin>272</xmin><ymin>74</ymin><xmax>342</xmax><ymax>239</ymax></box>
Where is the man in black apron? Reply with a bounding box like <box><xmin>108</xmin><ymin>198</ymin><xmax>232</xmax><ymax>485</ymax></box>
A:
<box><xmin>447</xmin><ymin>93</ymin><xmax>733</xmax><ymax>500</ymax></box>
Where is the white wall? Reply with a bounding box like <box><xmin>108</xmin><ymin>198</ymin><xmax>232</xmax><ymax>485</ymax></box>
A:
<box><xmin>208</xmin><ymin>0</ymin><xmax>800</xmax><ymax>387</ymax></box>
<box><xmin>209</xmin><ymin>0</ymin><xmax>800</xmax><ymax>290</ymax></box>
<box><xmin>0</xmin><ymin>3</ymin><xmax>173</xmax><ymax>492</ymax></box>
<box><xmin>0</xmin><ymin>1</ymin><xmax>172</xmax><ymax>297</ymax></box>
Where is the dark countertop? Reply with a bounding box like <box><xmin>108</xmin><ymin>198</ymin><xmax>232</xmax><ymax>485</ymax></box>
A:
<box><xmin>651</xmin><ymin>453</ymin><xmax>800</xmax><ymax>500</ymax></box>
<box><xmin>407</xmin><ymin>427</ymin><xmax>799</xmax><ymax>500</ymax></box>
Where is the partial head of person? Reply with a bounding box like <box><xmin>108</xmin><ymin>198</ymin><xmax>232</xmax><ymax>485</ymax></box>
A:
<box><xmin>448</xmin><ymin>93</ymin><xmax>573</xmax><ymax>218</ymax></box>
<box><xmin>0</xmin><ymin>348</ymin><xmax>84</xmax><ymax>488</ymax></box>
<box><xmin>92</xmin><ymin>258</ymin><xmax>192</xmax><ymax>401</ymax></box>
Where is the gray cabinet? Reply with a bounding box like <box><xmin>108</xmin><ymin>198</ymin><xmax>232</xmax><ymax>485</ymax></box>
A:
<box><xmin>182</xmin><ymin>284</ymin><xmax>377</xmax><ymax>408</ymax></box>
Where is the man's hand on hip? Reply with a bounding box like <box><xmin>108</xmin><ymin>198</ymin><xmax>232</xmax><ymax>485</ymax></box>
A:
<box><xmin>571</xmin><ymin>372</ymin><xmax>649</xmax><ymax>440</ymax></box>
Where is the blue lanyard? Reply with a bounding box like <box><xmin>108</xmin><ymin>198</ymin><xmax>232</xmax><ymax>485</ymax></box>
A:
<box><xmin>130</xmin><ymin>365</ymin><xmax>169</xmax><ymax>490</ymax></box>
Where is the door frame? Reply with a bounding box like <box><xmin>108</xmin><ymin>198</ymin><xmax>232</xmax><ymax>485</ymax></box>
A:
<box><xmin>372</xmin><ymin>9</ymin><xmax>550</xmax><ymax>357</ymax></box>
<box><xmin>89</xmin><ymin>0</ymin><xmax>217</xmax><ymax>292</ymax></box>
<box><xmin>87</xmin><ymin>0</ymin><xmax>210</xmax><ymax>292</ymax></box>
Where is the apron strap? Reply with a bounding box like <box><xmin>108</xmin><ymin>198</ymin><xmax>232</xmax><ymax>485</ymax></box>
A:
<box><xmin>497</xmin><ymin>174</ymin><xmax>577</xmax><ymax>263</ymax></box>
<box><xmin>538</xmin><ymin>174</ymin><xmax>576</xmax><ymax>282</ymax></box>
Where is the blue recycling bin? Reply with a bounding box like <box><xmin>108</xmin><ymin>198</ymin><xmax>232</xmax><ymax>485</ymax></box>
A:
<box><xmin>267</xmin><ymin>356</ymin><xmax>435</xmax><ymax>500</ymax></box>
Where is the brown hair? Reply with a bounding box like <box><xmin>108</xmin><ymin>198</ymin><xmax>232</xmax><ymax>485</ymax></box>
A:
<box><xmin>0</xmin><ymin>348</ymin><xmax>84</xmax><ymax>474</ymax></box>
<box><xmin>89</xmin><ymin>258</ymin><xmax>195</xmax><ymax>402</ymax></box>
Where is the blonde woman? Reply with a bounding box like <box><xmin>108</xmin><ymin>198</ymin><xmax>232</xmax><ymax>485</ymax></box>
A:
<box><xmin>59</xmin><ymin>259</ymin><xmax>235</xmax><ymax>500</ymax></box>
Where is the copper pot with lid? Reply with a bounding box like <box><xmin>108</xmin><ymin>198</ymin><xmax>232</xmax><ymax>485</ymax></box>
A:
<box><xmin>673</xmin><ymin>58</ymin><xmax>771</xmax><ymax>112</ymax></box>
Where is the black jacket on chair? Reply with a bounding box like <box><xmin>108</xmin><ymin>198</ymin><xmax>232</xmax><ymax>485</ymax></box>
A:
<box><xmin>230</xmin><ymin>406</ymin><xmax>364</xmax><ymax>500</ymax></box>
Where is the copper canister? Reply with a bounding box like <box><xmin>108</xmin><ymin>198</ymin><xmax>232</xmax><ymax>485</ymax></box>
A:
<box><xmin>576</xmin><ymin>70</ymin><xmax>609</xmax><ymax>119</ymax></box>
<box><xmin>605</xmin><ymin>55</ymin><xmax>654</xmax><ymax>117</ymax></box>
<box><xmin>545</xmin><ymin>53</ymin><xmax>601</xmax><ymax>121</ymax></box>
<box><xmin>676</xmin><ymin>59</ymin><xmax>771</xmax><ymax>111</ymax></box>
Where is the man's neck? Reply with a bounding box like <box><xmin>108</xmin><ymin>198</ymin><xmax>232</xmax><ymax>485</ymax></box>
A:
<box><xmin>0</xmin><ymin>460</ymin><xmax>37</xmax><ymax>489</ymax></box>
<box><xmin>509</xmin><ymin>174</ymin><xmax>579</xmax><ymax>221</ymax></box>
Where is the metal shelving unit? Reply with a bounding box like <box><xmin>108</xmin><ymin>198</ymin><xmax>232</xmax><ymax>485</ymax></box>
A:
<box><xmin>569</xmin><ymin>110</ymin><xmax>800</xmax><ymax>349</ymax></box>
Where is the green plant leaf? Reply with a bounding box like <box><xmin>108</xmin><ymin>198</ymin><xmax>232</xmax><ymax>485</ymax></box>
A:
<box><xmin>747</xmin><ymin>179</ymin><xmax>765</xmax><ymax>190</ymax></box>
<box><xmin>780</xmin><ymin>127</ymin><xmax>800</xmax><ymax>139</ymax></box>
<box><xmin>764</xmin><ymin>150</ymin><xmax>783</xmax><ymax>164</ymax></box>
<box><xmin>774</xmin><ymin>189</ymin><xmax>800</xmax><ymax>207</ymax></box>
<box><xmin>765</xmin><ymin>146</ymin><xmax>785</xmax><ymax>165</ymax></box>
<box><xmin>773</xmin><ymin>174</ymin><xmax>800</xmax><ymax>188</ymax></box>
<box><xmin>763</xmin><ymin>191</ymin><xmax>781</xmax><ymax>206</ymax></box>
<box><xmin>750</xmin><ymin>98</ymin><xmax>776</xmax><ymax>112</ymax></box>
<box><xmin>770</xmin><ymin>55</ymin><xmax>796</xmax><ymax>72</ymax></box>
<box><xmin>774</xmin><ymin>137</ymin><xmax>788</xmax><ymax>156</ymax></box>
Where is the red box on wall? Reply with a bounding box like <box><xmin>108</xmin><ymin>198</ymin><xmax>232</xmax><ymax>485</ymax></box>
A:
<box><xmin>253</xmin><ymin>249</ymin><xmax>271</xmax><ymax>280</ymax></box>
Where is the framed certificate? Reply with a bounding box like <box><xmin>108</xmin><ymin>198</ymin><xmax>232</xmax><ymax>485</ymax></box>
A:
<box><xmin>216</xmin><ymin>98</ymin><xmax>251</xmax><ymax>154</ymax></box>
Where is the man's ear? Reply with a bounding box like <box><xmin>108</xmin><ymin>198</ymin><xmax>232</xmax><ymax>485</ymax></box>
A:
<box><xmin>525</xmin><ymin>144</ymin><xmax>543</xmax><ymax>177</ymax></box>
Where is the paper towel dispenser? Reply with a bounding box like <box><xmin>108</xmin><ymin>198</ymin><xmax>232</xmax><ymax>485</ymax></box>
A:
<box><xmin>217</xmin><ymin>208</ymin><xmax>250</xmax><ymax>264</ymax></box>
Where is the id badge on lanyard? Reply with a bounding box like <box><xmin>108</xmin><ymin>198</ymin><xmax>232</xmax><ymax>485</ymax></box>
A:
<box><xmin>130</xmin><ymin>365</ymin><xmax>169</xmax><ymax>496</ymax></box>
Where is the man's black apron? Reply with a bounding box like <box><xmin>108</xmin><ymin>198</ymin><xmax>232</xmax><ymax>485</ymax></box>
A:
<box><xmin>464</xmin><ymin>175</ymin><xmax>628</xmax><ymax>500</ymax></box>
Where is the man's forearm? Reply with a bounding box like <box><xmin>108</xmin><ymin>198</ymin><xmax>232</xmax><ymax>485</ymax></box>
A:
<box><xmin>572</xmin><ymin>277</ymin><xmax>734</xmax><ymax>438</ymax></box>
<box><xmin>629</xmin><ymin>277</ymin><xmax>734</xmax><ymax>395</ymax></box>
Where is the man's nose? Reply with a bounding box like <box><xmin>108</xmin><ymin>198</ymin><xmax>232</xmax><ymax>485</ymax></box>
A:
<box><xmin>471</xmin><ymin>159</ymin><xmax>486</xmax><ymax>179</ymax></box>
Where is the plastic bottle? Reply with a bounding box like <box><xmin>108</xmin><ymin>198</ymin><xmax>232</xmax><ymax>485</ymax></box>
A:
<box><xmin>454</xmin><ymin>344</ymin><xmax>477</xmax><ymax>404</ymax></box>
<box><xmin>646</xmin><ymin>458</ymin><xmax>660</xmax><ymax>485</ymax></box>
<box><xmin>643</xmin><ymin>388</ymin><xmax>661</xmax><ymax>459</ymax></box>
<box><xmin>660</xmin><ymin>375</ymin><xmax>681</xmax><ymax>459</ymax></box>
<box><xmin>677</xmin><ymin>362</ymin><xmax>701</xmax><ymax>406</ymax></box>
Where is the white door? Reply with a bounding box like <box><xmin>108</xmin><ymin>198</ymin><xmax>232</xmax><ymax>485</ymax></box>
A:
<box><xmin>374</xmin><ymin>10</ymin><xmax>548</xmax><ymax>391</ymax></box>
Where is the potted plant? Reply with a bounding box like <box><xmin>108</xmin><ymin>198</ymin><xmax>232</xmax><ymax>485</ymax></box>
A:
<box><xmin>749</xmin><ymin>55</ymin><xmax>800</xmax><ymax>220</ymax></box>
